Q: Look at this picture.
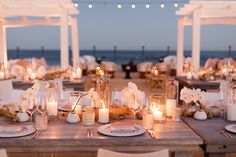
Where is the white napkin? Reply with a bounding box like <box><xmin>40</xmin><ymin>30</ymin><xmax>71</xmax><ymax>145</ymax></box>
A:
<box><xmin>0</xmin><ymin>126</ymin><xmax>23</xmax><ymax>133</ymax></box>
<box><xmin>110</xmin><ymin>122</ymin><xmax>135</xmax><ymax>133</ymax></box>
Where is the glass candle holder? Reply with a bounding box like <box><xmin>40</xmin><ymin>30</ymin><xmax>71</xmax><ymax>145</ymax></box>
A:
<box><xmin>96</xmin><ymin>75</ymin><xmax>110</xmax><ymax>108</ymax></box>
<box><xmin>82</xmin><ymin>107</ymin><xmax>95</xmax><ymax>126</ymax></box>
<box><xmin>35</xmin><ymin>112</ymin><xmax>48</xmax><ymax>131</ymax></box>
<box><xmin>149</xmin><ymin>94</ymin><xmax>166</xmax><ymax>123</ymax></box>
<box><xmin>166</xmin><ymin>80</ymin><xmax>179</xmax><ymax>119</ymax></box>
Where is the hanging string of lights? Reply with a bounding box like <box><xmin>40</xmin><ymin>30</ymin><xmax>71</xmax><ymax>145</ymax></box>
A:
<box><xmin>72</xmin><ymin>0</ymin><xmax>187</xmax><ymax>9</ymax></box>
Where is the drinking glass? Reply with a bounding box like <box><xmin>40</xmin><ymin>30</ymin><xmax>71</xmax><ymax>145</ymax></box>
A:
<box><xmin>127</xmin><ymin>92</ymin><xmax>145</xmax><ymax>125</ymax></box>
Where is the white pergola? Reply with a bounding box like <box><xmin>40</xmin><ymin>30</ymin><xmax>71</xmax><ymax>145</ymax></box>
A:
<box><xmin>0</xmin><ymin>0</ymin><xmax>79</xmax><ymax>69</ymax></box>
<box><xmin>176</xmin><ymin>0</ymin><xmax>236</xmax><ymax>76</ymax></box>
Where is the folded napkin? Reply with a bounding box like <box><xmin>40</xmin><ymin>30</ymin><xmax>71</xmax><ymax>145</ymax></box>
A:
<box><xmin>0</xmin><ymin>126</ymin><xmax>23</xmax><ymax>133</ymax></box>
<box><xmin>110</xmin><ymin>122</ymin><xmax>135</xmax><ymax>133</ymax></box>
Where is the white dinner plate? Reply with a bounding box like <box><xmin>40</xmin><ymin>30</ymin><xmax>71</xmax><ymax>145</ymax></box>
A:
<box><xmin>225</xmin><ymin>124</ymin><xmax>236</xmax><ymax>134</ymax></box>
<box><xmin>97</xmin><ymin>124</ymin><xmax>145</xmax><ymax>137</ymax></box>
<box><xmin>0</xmin><ymin>125</ymin><xmax>35</xmax><ymax>138</ymax></box>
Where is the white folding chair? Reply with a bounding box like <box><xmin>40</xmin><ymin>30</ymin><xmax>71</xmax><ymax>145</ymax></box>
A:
<box><xmin>0</xmin><ymin>149</ymin><xmax>7</xmax><ymax>157</ymax></box>
<box><xmin>97</xmin><ymin>149</ymin><xmax>169</xmax><ymax>157</ymax></box>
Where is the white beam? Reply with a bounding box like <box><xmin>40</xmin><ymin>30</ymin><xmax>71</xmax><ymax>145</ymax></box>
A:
<box><xmin>192</xmin><ymin>9</ymin><xmax>201</xmax><ymax>72</ymax></box>
<box><xmin>0</xmin><ymin>24</ymin><xmax>7</xmax><ymax>67</ymax></box>
<box><xmin>177</xmin><ymin>18</ymin><xmax>185</xmax><ymax>76</ymax></box>
<box><xmin>71</xmin><ymin>17</ymin><xmax>79</xmax><ymax>68</ymax></box>
<box><xmin>60</xmin><ymin>10</ymin><xmax>69</xmax><ymax>69</ymax></box>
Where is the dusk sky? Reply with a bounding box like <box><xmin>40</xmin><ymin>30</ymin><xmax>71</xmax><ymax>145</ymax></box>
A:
<box><xmin>6</xmin><ymin>1</ymin><xmax>236</xmax><ymax>51</ymax></box>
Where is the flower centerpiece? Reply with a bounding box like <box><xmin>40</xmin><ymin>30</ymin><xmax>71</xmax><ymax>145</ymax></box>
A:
<box><xmin>121</xmin><ymin>82</ymin><xmax>144</xmax><ymax>124</ymax></box>
<box><xmin>180</xmin><ymin>87</ymin><xmax>213</xmax><ymax>119</ymax></box>
<box><xmin>183</xmin><ymin>57</ymin><xmax>198</xmax><ymax>79</ymax></box>
<box><xmin>67</xmin><ymin>88</ymin><xmax>101</xmax><ymax>123</ymax></box>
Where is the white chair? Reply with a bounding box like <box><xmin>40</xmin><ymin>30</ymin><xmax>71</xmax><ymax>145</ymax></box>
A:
<box><xmin>0</xmin><ymin>149</ymin><xmax>7</xmax><ymax>157</ymax></box>
<box><xmin>97</xmin><ymin>149</ymin><xmax>169</xmax><ymax>157</ymax></box>
<box><xmin>0</xmin><ymin>80</ymin><xmax>13</xmax><ymax>102</ymax></box>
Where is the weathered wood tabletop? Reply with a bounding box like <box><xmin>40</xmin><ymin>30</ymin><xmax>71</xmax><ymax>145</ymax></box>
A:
<box><xmin>0</xmin><ymin>118</ymin><xmax>203</xmax><ymax>157</ymax></box>
<box><xmin>175</xmin><ymin>77</ymin><xmax>220</xmax><ymax>90</ymax></box>
<box><xmin>183</xmin><ymin>117</ymin><xmax>236</xmax><ymax>157</ymax></box>
<box><xmin>12</xmin><ymin>77</ymin><xmax>86</xmax><ymax>90</ymax></box>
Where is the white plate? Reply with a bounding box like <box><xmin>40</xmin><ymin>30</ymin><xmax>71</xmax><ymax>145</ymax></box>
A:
<box><xmin>225</xmin><ymin>124</ymin><xmax>236</xmax><ymax>134</ymax></box>
<box><xmin>98</xmin><ymin>124</ymin><xmax>145</xmax><ymax>137</ymax></box>
<box><xmin>0</xmin><ymin>125</ymin><xmax>35</xmax><ymax>138</ymax></box>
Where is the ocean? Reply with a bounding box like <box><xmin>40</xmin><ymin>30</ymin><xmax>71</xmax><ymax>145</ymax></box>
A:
<box><xmin>7</xmin><ymin>49</ymin><xmax>236</xmax><ymax>66</ymax></box>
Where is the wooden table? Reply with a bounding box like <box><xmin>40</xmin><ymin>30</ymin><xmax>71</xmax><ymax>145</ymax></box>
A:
<box><xmin>176</xmin><ymin>77</ymin><xmax>220</xmax><ymax>91</ymax></box>
<box><xmin>12</xmin><ymin>78</ymin><xmax>86</xmax><ymax>91</ymax></box>
<box><xmin>0</xmin><ymin>119</ymin><xmax>203</xmax><ymax>157</ymax></box>
<box><xmin>183</xmin><ymin>117</ymin><xmax>236</xmax><ymax>157</ymax></box>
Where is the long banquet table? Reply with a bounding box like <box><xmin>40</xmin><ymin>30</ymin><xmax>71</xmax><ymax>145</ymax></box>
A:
<box><xmin>183</xmin><ymin>117</ymin><xmax>236</xmax><ymax>157</ymax></box>
<box><xmin>0</xmin><ymin>118</ymin><xmax>203</xmax><ymax>157</ymax></box>
<box><xmin>12</xmin><ymin>77</ymin><xmax>86</xmax><ymax>91</ymax></box>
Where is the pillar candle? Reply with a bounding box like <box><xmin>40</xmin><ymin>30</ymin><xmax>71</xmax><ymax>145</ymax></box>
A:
<box><xmin>227</xmin><ymin>104</ymin><xmax>236</xmax><ymax>121</ymax></box>
<box><xmin>152</xmin><ymin>108</ymin><xmax>163</xmax><ymax>121</ymax></box>
<box><xmin>76</xmin><ymin>67</ymin><xmax>82</xmax><ymax>79</ymax></box>
<box><xmin>166</xmin><ymin>99</ymin><xmax>176</xmax><ymax>118</ymax></box>
<box><xmin>186</xmin><ymin>72</ymin><xmax>192</xmax><ymax>79</ymax></box>
<box><xmin>47</xmin><ymin>100</ymin><xmax>58</xmax><ymax>116</ymax></box>
<box><xmin>0</xmin><ymin>71</ymin><xmax>4</xmax><ymax>79</ymax></box>
<box><xmin>99</xmin><ymin>107</ymin><xmax>109</xmax><ymax>123</ymax></box>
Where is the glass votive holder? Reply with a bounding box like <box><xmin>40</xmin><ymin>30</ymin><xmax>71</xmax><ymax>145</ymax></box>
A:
<box><xmin>149</xmin><ymin>94</ymin><xmax>166</xmax><ymax>123</ymax></box>
<box><xmin>173</xmin><ymin>107</ymin><xmax>182</xmax><ymax>122</ymax></box>
<box><xmin>82</xmin><ymin>107</ymin><xmax>95</xmax><ymax>126</ymax></box>
<box><xmin>142</xmin><ymin>109</ymin><xmax>153</xmax><ymax>129</ymax></box>
<box><xmin>35</xmin><ymin>113</ymin><xmax>48</xmax><ymax>131</ymax></box>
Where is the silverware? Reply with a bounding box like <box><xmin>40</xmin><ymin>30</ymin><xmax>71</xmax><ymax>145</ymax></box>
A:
<box><xmin>148</xmin><ymin>129</ymin><xmax>157</xmax><ymax>139</ymax></box>
<box><xmin>87</xmin><ymin>129</ymin><xmax>92</xmax><ymax>138</ymax></box>
<box><xmin>220</xmin><ymin>130</ymin><xmax>232</xmax><ymax>139</ymax></box>
<box><xmin>32</xmin><ymin>130</ymin><xmax>42</xmax><ymax>139</ymax></box>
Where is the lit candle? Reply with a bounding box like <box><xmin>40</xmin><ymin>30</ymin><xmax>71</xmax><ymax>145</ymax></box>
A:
<box><xmin>99</xmin><ymin>69</ymin><xmax>104</xmax><ymax>76</ymax></box>
<box><xmin>186</xmin><ymin>72</ymin><xmax>192</xmax><ymax>79</ymax></box>
<box><xmin>98</xmin><ymin>101</ymin><xmax>109</xmax><ymax>123</ymax></box>
<box><xmin>152</xmin><ymin>108</ymin><xmax>163</xmax><ymax>121</ymax></box>
<box><xmin>30</xmin><ymin>72</ymin><xmax>36</xmax><ymax>80</ymax></box>
<box><xmin>227</xmin><ymin>104</ymin><xmax>236</xmax><ymax>121</ymax></box>
<box><xmin>47</xmin><ymin>100</ymin><xmax>58</xmax><ymax>116</ymax></box>
<box><xmin>76</xmin><ymin>67</ymin><xmax>82</xmax><ymax>79</ymax></box>
<box><xmin>72</xmin><ymin>104</ymin><xmax>81</xmax><ymax>114</ymax></box>
<box><xmin>0</xmin><ymin>71</ymin><xmax>5</xmax><ymax>79</ymax></box>
<box><xmin>166</xmin><ymin>99</ymin><xmax>176</xmax><ymax>118</ymax></box>
<box><xmin>72</xmin><ymin>71</ymin><xmax>77</xmax><ymax>79</ymax></box>
<box><xmin>154</xmin><ymin>69</ymin><xmax>158</xmax><ymax>76</ymax></box>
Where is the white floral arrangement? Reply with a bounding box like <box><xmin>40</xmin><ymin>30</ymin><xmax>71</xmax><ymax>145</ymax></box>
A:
<box><xmin>180</xmin><ymin>87</ymin><xmax>207</xmax><ymax>104</ymax></box>
<box><xmin>121</xmin><ymin>82</ymin><xmax>143</xmax><ymax>106</ymax></box>
<box><xmin>10</xmin><ymin>64</ymin><xmax>24</xmax><ymax>78</ymax></box>
<box><xmin>87</xmin><ymin>88</ymin><xmax>101</xmax><ymax>108</ymax></box>
<box><xmin>183</xmin><ymin>57</ymin><xmax>194</xmax><ymax>72</ymax></box>
<box><xmin>18</xmin><ymin>81</ymin><xmax>42</xmax><ymax>112</ymax></box>
<box><xmin>36</xmin><ymin>66</ymin><xmax>47</xmax><ymax>78</ymax></box>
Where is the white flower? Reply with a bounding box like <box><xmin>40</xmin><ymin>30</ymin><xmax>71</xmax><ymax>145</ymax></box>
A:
<box><xmin>87</xmin><ymin>88</ymin><xmax>101</xmax><ymax>107</ymax></box>
<box><xmin>37</xmin><ymin>66</ymin><xmax>47</xmax><ymax>78</ymax></box>
<box><xmin>121</xmin><ymin>82</ymin><xmax>143</xmax><ymax>105</ymax></box>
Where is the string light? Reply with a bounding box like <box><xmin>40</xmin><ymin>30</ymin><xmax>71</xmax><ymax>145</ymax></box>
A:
<box><xmin>117</xmin><ymin>3</ymin><xmax>122</xmax><ymax>8</ymax></box>
<box><xmin>160</xmin><ymin>3</ymin><xmax>165</xmax><ymax>8</ymax></box>
<box><xmin>131</xmin><ymin>3</ymin><xmax>136</xmax><ymax>9</ymax></box>
<box><xmin>145</xmin><ymin>3</ymin><xmax>150</xmax><ymax>8</ymax></box>
<box><xmin>174</xmin><ymin>2</ymin><xmax>178</xmax><ymax>7</ymax></box>
<box><xmin>74</xmin><ymin>3</ymin><xmax>79</xmax><ymax>7</ymax></box>
<box><xmin>88</xmin><ymin>3</ymin><xmax>93</xmax><ymax>8</ymax></box>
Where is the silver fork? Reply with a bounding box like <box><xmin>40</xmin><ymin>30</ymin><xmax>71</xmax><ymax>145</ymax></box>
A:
<box><xmin>220</xmin><ymin>130</ymin><xmax>232</xmax><ymax>139</ymax></box>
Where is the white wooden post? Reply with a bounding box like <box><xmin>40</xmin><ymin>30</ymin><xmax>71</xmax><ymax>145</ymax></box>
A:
<box><xmin>71</xmin><ymin>17</ymin><xmax>79</xmax><ymax>68</ymax></box>
<box><xmin>60</xmin><ymin>10</ymin><xmax>69</xmax><ymax>69</ymax></box>
<box><xmin>0</xmin><ymin>24</ymin><xmax>7</xmax><ymax>67</ymax></box>
<box><xmin>192</xmin><ymin>9</ymin><xmax>201</xmax><ymax>71</ymax></box>
<box><xmin>177</xmin><ymin>18</ymin><xmax>185</xmax><ymax>76</ymax></box>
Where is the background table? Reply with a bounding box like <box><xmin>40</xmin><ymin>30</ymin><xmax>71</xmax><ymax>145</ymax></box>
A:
<box><xmin>0</xmin><ymin>119</ymin><xmax>202</xmax><ymax>157</ymax></box>
<box><xmin>12</xmin><ymin>77</ymin><xmax>86</xmax><ymax>91</ymax></box>
<box><xmin>183</xmin><ymin>117</ymin><xmax>236</xmax><ymax>157</ymax></box>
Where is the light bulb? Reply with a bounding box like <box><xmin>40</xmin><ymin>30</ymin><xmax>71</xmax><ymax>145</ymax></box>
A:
<box><xmin>160</xmin><ymin>3</ymin><xmax>165</xmax><ymax>8</ymax></box>
<box><xmin>74</xmin><ymin>3</ymin><xmax>78</xmax><ymax>7</ymax></box>
<box><xmin>145</xmin><ymin>4</ymin><xmax>150</xmax><ymax>8</ymax></box>
<box><xmin>88</xmin><ymin>3</ymin><xmax>93</xmax><ymax>8</ymax></box>
<box><xmin>174</xmin><ymin>2</ymin><xmax>178</xmax><ymax>7</ymax></box>
<box><xmin>131</xmin><ymin>4</ymin><xmax>136</xmax><ymax>8</ymax></box>
<box><xmin>117</xmin><ymin>3</ymin><xmax>122</xmax><ymax>8</ymax></box>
